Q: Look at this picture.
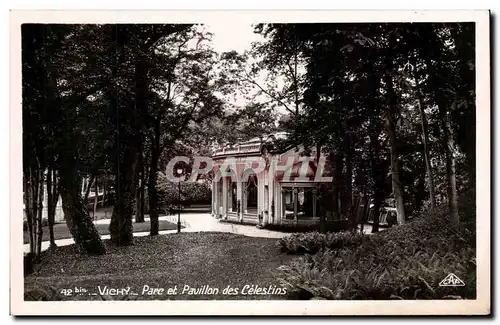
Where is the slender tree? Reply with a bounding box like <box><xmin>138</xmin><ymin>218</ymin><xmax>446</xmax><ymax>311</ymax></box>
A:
<box><xmin>22</xmin><ymin>24</ymin><xmax>106</xmax><ymax>255</ymax></box>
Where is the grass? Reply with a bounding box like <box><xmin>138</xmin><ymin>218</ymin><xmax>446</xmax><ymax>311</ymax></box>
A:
<box><xmin>24</xmin><ymin>199</ymin><xmax>476</xmax><ymax>301</ymax></box>
<box><xmin>23</xmin><ymin>220</ymin><xmax>180</xmax><ymax>244</ymax></box>
<box><xmin>24</xmin><ymin>232</ymin><xmax>295</xmax><ymax>301</ymax></box>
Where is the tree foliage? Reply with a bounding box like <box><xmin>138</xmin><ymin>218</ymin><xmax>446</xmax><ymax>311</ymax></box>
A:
<box><xmin>254</xmin><ymin>23</ymin><xmax>475</xmax><ymax>227</ymax></box>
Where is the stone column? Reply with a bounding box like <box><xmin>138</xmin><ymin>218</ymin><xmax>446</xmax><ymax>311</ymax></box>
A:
<box><xmin>258</xmin><ymin>173</ymin><xmax>264</xmax><ymax>225</ymax></box>
<box><xmin>278</xmin><ymin>186</ymin><xmax>284</xmax><ymax>225</ymax></box>
<box><xmin>237</xmin><ymin>179</ymin><xmax>243</xmax><ymax>222</ymax></box>
<box><xmin>312</xmin><ymin>187</ymin><xmax>317</xmax><ymax>219</ymax></box>
<box><xmin>228</xmin><ymin>181</ymin><xmax>233</xmax><ymax>212</ymax></box>
<box><xmin>293</xmin><ymin>187</ymin><xmax>298</xmax><ymax>223</ymax></box>
<box><xmin>242</xmin><ymin>182</ymin><xmax>247</xmax><ymax>214</ymax></box>
<box><xmin>213</xmin><ymin>179</ymin><xmax>219</xmax><ymax>218</ymax></box>
<box><xmin>211</xmin><ymin>180</ymin><xmax>216</xmax><ymax>217</ymax></box>
<box><xmin>267</xmin><ymin>162</ymin><xmax>274</xmax><ymax>225</ymax></box>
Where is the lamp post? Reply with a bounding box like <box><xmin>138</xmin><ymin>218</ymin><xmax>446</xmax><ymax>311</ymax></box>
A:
<box><xmin>177</xmin><ymin>167</ymin><xmax>183</xmax><ymax>233</ymax></box>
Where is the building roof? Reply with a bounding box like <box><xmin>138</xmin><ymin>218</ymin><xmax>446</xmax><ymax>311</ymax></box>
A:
<box><xmin>212</xmin><ymin>131</ymin><xmax>289</xmax><ymax>159</ymax></box>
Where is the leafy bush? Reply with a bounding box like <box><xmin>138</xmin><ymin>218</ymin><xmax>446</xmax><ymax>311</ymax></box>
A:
<box><xmin>276</xmin><ymin>215</ymin><xmax>476</xmax><ymax>300</ymax></box>
<box><xmin>156</xmin><ymin>173</ymin><xmax>211</xmax><ymax>206</ymax></box>
<box><xmin>413</xmin><ymin>188</ymin><xmax>476</xmax><ymax>224</ymax></box>
<box><xmin>24</xmin><ymin>285</ymin><xmax>60</xmax><ymax>301</ymax></box>
<box><xmin>278</xmin><ymin>231</ymin><xmax>365</xmax><ymax>254</ymax></box>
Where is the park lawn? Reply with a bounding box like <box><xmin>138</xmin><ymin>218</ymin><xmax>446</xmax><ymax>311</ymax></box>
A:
<box><xmin>23</xmin><ymin>220</ymin><xmax>180</xmax><ymax>244</ymax></box>
<box><xmin>24</xmin><ymin>232</ymin><xmax>296</xmax><ymax>300</ymax></box>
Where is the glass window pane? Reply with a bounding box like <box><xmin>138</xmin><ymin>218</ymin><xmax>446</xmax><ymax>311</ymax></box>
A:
<box><xmin>282</xmin><ymin>188</ymin><xmax>294</xmax><ymax>219</ymax></box>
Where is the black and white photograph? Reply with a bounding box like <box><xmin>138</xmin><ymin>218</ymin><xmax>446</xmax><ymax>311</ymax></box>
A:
<box><xmin>10</xmin><ymin>10</ymin><xmax>490</xmax><ymax>316</ymax></box>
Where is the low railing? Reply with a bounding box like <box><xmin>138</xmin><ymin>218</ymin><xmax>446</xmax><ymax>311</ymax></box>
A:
<box><xmin>213</xmin><ymin>143</ymin><xmax>262</xmax><ymax>157</ymax></box>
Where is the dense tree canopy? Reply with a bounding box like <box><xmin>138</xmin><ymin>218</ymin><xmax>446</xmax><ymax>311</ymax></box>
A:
<box><xmin>252</xmin><ymin>23</ymin><xmax>475</xmax><ymax>228</ymax></box>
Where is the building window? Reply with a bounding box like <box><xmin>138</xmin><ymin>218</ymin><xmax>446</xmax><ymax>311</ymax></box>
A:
<box><xmin>282</xmin><ymin>186</ymin><xmax>316</xmax><ymax>220</ymax></box>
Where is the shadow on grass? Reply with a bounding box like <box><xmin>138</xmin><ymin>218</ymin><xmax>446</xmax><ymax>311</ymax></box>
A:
<box><xmin>24</xmin><ymin>232</ymin><xmax>295</xmax><ymax>301</ymax></box>
<box><xmin>23</xmin><ymin>220</ymin><xmax>181</xmax><ymax>244</ymax></box>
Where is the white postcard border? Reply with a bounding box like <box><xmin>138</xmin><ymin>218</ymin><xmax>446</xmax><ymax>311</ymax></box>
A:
<box><xmin>9</xmin><ymin>9</ymin><xmax>491</xmax><ymax>316</ymax></box>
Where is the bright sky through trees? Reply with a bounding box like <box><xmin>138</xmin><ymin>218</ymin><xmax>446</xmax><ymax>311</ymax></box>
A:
<box><xmin>205</xmin><ymin>22</ymin><xmax>262</xmax><ymax>54</ymax></box>
<box><xmin>201</xmin><ymin>22</ymin><xmax>294</xmax><ymax>115</ymax></box>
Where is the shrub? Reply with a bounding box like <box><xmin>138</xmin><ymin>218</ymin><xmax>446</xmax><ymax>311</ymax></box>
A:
<box><xmin>278</xmin><ymin>231</ymin><xmax>365</xmax><ymax>254</ymax></box>
<box><xmin>156</xmin><ymin>175</ymin><xmax>211</xmax><ymax>206</ymax></box>
<box><xmin>267</xmin><ymin>219</ymin><xmax>350</xmax><ymax>234</ymax></box>
<box><xmin>276</xmin><ymin>215</ymin><xmax>476</xmax><ymax>300</ymax></box>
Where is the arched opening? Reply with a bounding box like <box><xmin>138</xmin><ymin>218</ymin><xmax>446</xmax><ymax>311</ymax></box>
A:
<box><xmin>243</xmin><ymin>171</ymin><xmax>258</xmax><ymax>215</ymax></box>
<box><xmin>225</xmin><ymin>168</ymin><xmax>237</xmax><ymax>213</ymax></box>
<box><xmin>231</xmin><ymin>181</ymin><xmax>237</xmax><ymax>212</ymax></box>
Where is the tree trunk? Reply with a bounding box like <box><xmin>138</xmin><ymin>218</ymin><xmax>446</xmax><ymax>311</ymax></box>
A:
<box><xmin>30</xmin><ymin>167</ymin><xmax>39</xmax><ymax>255</ymax></box>
<box><xmin>417</xmin><ymin>101</ymin><xmax>437</xmax><ymax>211</ymax></box>
<box><xmin>103</xmin><ymin>178</ymin><xmax>107</xmax><ymax>206</ymax></box>
<box><xmin>139</xmin><ymin>161</ymin><xmax>146</xmax><ymax>221</ymax></box>
<box><xmin>423</xmin><ymin>54</ymin><xmax>460</xmax><ymax>224</ymax></box>
<box><xmin>135</xmin><ymin>152</ymin><xmax>145</xmax><ymax>223</ymax></box>
<box><xmin>108</xmin><ymin>28</ymin><xmax>145</xmax><ymax>246</ymax></box>
<box><xmin>50</xmin><ymin>173</ymin><xmax>59</xmax><ymax>247</ymax></box>
<box><xmin>29</xmin><ymin>24</ymin><xmax>105</xmax><ymax>255</ymax></box>
<box><xmin>46</xmin><ymin>168</ymin><xmax>58</xmax><ymax>248</ymax></box>
<box><xmin>442</xmin><ymin>114</ymin><xmax>459</xmax><ymax>224</ymax></box>
<box><xmin>371</xmin><ymin>193</ymin><xmax>383</xmax><ymax>233</ymax></box>
<box><xmin>344</xmin><ymin>144</ymin><xmax>355</xmax><ymax>229</ymax></box>
<box><xmin>370</xmin><ymin>129</ymin><xmax>384</xmax><ymax>234</ymax></box>
<box><xmin>109</xmin><ymin>164</ymin><xmax>137</xmax><ymax>246</ymax></box>
<box><xmin>59</xmin><ymin>161</ymin><xmax>106</xmax><ymax>255</ymax></box>
<box><xmin>135</xmin><ymin>178</ymin><xmax>142</xmax><ymax>223</ymax></box>
<box><xmin>35</xmin><ymin>168</ymin><xmax>45</xmax><ymax>260</ymax></box>
<box><xmin>433</xmin><ymin>73</ymin><xmax>459</xmax><ymax>224</ymax></box>
<box><xmin>411</xmin><ymin>57</ymin><xmax>437</xmax><ymax>210</ymax></box>
<box><xmin>23</xmin><ymin>167</ymin><xmax>35</xmax><ymax>254</ymax></box>
<box><xmin>109</xmin><ymin>127</ymin><xmax>141</xmax><ymax>245</ymax></box>
<box><xmin>84</xmin><ymin>175</ymin><xmax>96</xmax><ymax>204</ymax></box>
<box><xmin>330</xmin><ymin>153</ymin><xmax>343</xmax><ymax>220</ymax></box>
<box><xmin>93</xmin><ymin>178</ymin><xmax>98</xmax><ymax>220</ymax></box>
<box><xmin>149</xmin><ymin>124</ymin><xmax>160</xmax><ymax>235</ymax></box>
<box><xmin>386</xmin><ymin>118</ymin><xmax>406</xmax><ymax>225</ymax></box>
<box><xmin>450</xmin><ymin>25</ymin><xmax>476</xmax><ymax>180</ymax></box>
<box><xmin>350</xmin><ymin>194</ymin><xmax>359</xmax><ymax>232</ymax></box>
<box><xmin>359</xmin><ymin>193</ymin><xmax>370</xmax><ymax>234</ymax></box>
<box><xmin>316</xmin><ymin>143</ymin><xmax>327</xmax><ymax>233</ymax></box>
<box><xmin>385</xmin><ymin>71</ymin><xmax>406</xmax><ymax>225</ymax></box>
<box><xmin>415</xmin><ymin>173</ymin><xmax>426</xmax><ymax>214</ymax></box>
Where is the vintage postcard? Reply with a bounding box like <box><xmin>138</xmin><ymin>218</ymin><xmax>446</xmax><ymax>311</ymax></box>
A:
<box><xmin>10</xmin><ymin>9</ymin><xmax>490</xmax><ymax>316</ymax></box>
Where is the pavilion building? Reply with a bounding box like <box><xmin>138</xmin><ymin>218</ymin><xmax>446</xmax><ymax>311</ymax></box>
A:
<box><xmin>210</xmin><ymin>133</ymin><xmax>333</xmax><ymax>227</ymax></box>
